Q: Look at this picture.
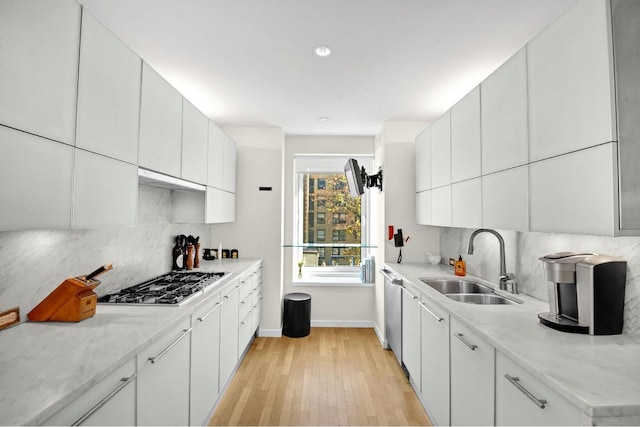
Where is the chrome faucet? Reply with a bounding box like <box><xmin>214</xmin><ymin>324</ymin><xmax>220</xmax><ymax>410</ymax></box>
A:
<box><xmin>467</xmin><ymin>229</ymin><xmax>517</xmax><ymax>293</ymax></box>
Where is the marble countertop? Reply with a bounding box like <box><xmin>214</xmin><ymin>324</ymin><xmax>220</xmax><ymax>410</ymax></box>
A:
<box><xmin>385</xmin><ymin>262</ymin><xmax>640</xmax><ymax>420</ymax></box>
<box><xmin>0</xmin><ymin>258</ymin><xmax>261</xmax><ymax>427</ymax></box>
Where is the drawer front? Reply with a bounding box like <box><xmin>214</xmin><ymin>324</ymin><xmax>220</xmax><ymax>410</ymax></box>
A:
<box><xmin>239</xmin><ymin>291</ymin><xmax>252</xmax><ymax>320</ymax></box>
<box><xmin>238</xmin><ymin>274</ymin><xmax>252</xmax><ymax>301</ymax></box>
<box><xmin>496</xmin><ymin>352</ymin><xmax>582</xmax><ymax>426</ymax></box>
<box><xmin>238</xmin><ymin>310</ymin><xmax>253</xmax><ymax>354</ymax></box>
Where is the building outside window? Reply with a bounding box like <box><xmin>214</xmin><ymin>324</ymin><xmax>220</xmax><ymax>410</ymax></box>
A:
<box><xmin>294</xmin><ymin>154</ymin><xmax>372</xmax><ymax>277</ymax></box>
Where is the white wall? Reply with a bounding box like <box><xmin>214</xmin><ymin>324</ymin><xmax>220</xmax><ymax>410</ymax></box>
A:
<box><xmin>212</xmin><ymin>126</ymin><xmax>284</xmax><ymax>336</ymax></box>
<box><xmin>283</xmin><ymin>135</ymin><xmax>377</xmax><ymax>326</ymax></box>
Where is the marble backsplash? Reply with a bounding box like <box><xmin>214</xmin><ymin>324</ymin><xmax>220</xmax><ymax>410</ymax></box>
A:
<box><xmin>440</xmin><ymin>227</ymin><xmax>640</xmax><ymax>335</ymax></box>
<box><xmin>0</xmin><ymin>185</ymin><xmax>211</xmax><ymax>321</ymax></box>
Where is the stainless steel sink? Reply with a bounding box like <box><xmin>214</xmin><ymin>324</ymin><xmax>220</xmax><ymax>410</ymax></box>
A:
<box><xmin>446</xmin><ymin>293</ymin><xmax>517</xmax><ymax>305</ymax></box>
<box><xmin>419</xmin><ymin>278</ymin><xmax>521</xmax><ymax>305</ymax></box>
<box><xmin>420</xmin><ymin>279</ymin><xmax>494</xmax><ymax>294</ymax></box>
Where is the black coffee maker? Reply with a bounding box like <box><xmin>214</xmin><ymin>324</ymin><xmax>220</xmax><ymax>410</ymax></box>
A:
<box><xmin>538</xmin><ymin>252</ymin><xmax>627</xmax><ymax>335</ymax></box>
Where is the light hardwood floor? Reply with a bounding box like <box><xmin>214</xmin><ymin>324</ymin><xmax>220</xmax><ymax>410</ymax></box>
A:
<box><xmin>209</xmin><ymin>327</ymin><xmax>432</xmax><ymax>426</ymax></box>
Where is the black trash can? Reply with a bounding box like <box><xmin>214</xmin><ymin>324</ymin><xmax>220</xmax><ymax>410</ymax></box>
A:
<box><xmin>283</xmin><ymin>292</ymin><xmax>311</xmax><ymax>338</ymax></box>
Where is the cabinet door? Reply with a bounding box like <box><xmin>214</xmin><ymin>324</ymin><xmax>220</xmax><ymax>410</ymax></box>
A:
<box><xmin>207</xmin><ymin>122</ymin><xmax>224</xmax><ymax>189</ymax></box>
<box><xmin>137</xmin><ymin>318</ymin><xmax>191</xmax><ymax>426</ymax></box>
<box><xmin>420</xmin><ymin>297</ymin><xmax>449</xmax><ymax>426</ymax></box>
<box><xmin>219</xmin><ymin>282</ymin><xmax>240</xmax><ymax>389</ymax></box>
<box><xmin>205</xmin><ymin>186</ymin><xmax>223</xmax><ymax>223</ymax></box>
<box><xmin>527</xmin><ymin>0</ymin><xmax>615</xmax><ymax>161</ymax></box>
<box><xmin>44</xmin><ymin>358</ymin><xmax>136</xmax><ymax>426</ymax></box>
<box><xmin>530</xmin><ymin>143</ymin><xmax>617</xmax><ymax>236</ymax></box>
<box><xmin>451</xmin><ymin>87</ymin><xmax>481</xmax><ymax>182</ymax></box>
<box><xmin>416</xmin><ymin>190</ymin><xmax>432</xmax><ymax>225</ymax></box>
<box><xmin>482</xmin><ymin>166</ymin><xmax>529</xmax><ymax>231</ymax></box>
<box><xmin>451</xmin><ymin>178</ymin><xmax>481</xmax><ymax>228</ymax></box>
<box><xmin>239</xmin><ymin>310</ymin><xmax>253</xmax><ymax>355</ymax></box>
<box><xmin>430</xmin><ymin>111</ymin><xmax>451</xmax><ymax>188</ymax></box>
<box><xmin>182</xmin><ymin>99</ymin><xmax>209</xmax><ymax>184</ymax></box>
<box><xmin>75</xmin><ymin>9</ymin><xmax>141</xmax><ymax>164</ymax></box>
<box><xmin>431</xmin><ymin>185</ymin><xmax>451</xmax><ymax>227</ymax></box>
<box><xmin>450</xmin><ymin>318</ymin><xmax>495</xmax><ymax>426</ymax></box>
<box><xmin>139</xmin><ymin>63</ymin><xmax>183</xmax><ymax>177</ymax></box>
<box><xmin>222</xmin><ymin>190</ymin><xmax>236</xmax><ymax>223</ymax></box>
<box><xmin>0</xmin><ymin>126</ymin><xmax>73</xmax><ymax>231</ymax></box>
<box><xmin>190</xmin><ymin>296</ymin><xmax>222</xmax><ymax>426</ymax></box>
<box><xmin>415</xmin><ymin>128</ymin><xmax>431</xmax><ymax>192</ymax></box>
<box><xmin>73</xmin><ymin>150</ymin><xmax>138</xmax><ymax>228</ymax></box>
<box><xmin>0</xmin><ymin>0</ymin><xmax>80</xmax><ymax>145</ymax></box>
<box><xmin>223</xmin><ymin>135</ymin><xmax>237</xmax><ymax>193</ymax></box>
<box><xmin>481</xmin><ymin>48</ymin><xmax>529</xmax><ymax>174</ymax></box>
<box><xmin>252</xmin><ymin>291</ymin><xmax>263</xmax><ymax>333</ymax></box>
<box><xmin>401</xmin><ymin>286</ymin><xmax>421</xmax><ymax>389</ymax></box>
<box><xmin>496</xmin><ymin>352</ymin><xmax>582</xmax><ymax>426</ymax></box>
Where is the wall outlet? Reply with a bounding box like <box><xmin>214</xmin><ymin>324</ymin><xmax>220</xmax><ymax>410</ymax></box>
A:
<box><xmin>0</xmin><ymin>307</ymin><xmax>20</xmax><ymax>330</ymax></box>
<box><xmin>449</xmin><ymin>258</ymin><xmax>456</xmax><ymax>266</ymax></box>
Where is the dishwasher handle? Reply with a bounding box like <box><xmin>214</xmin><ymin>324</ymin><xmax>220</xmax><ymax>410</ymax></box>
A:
<box><xmin>380</xmin><ymin>269</ymin><xmax>402</xmax><ymax>285</ymax></box>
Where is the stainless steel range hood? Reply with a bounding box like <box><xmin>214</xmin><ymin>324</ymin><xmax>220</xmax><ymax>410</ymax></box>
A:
<box><xmin>138</xmin><ymin>168</ymin><xmax>205</xmax><ymax>192</ymax></box>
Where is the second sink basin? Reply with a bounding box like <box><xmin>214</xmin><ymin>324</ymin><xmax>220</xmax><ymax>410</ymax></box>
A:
<box><xmin>447</xmin><ymin>293</ymin><xmax>517</xmax><ymax>305</ymax></box>
<box><xmin>420</xmin><ymin>279</ymin><xmax>494</xmax><ymax>294</ymax></box>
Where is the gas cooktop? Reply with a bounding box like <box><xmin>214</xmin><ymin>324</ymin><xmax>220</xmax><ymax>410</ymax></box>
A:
<box><xmin>98</xmin><ymin>271</ymin><xmax>228</xmax><ymax>305</ymax></box>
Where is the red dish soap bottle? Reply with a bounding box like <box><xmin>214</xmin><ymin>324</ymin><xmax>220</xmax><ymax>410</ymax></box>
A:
<box><xmin>454</xmin><ymin>255</ymin><xmax>466</xmax><ymax>276</ymax></box>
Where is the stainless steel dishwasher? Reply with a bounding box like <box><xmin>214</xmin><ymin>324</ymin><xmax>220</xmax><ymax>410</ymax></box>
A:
<box><xmin>381</xmin><ymin>268</ymin><xmax>403</xmax><ymax>365</ymax></box>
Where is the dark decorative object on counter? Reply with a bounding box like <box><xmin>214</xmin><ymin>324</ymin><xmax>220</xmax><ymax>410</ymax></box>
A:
<box><xmin>172</xmin><ymin>235</ymin><xmax>187</xmax><ymax>270</ymax></box>
<box><xmin>222</xmin><ymin>249</ymin><xmax>230</xmax><ymax>259</ymax></box>
<box><xmin>231</xmin><ymin>249</ymin><xmax>239</xmax><ymax>259</ymax></box>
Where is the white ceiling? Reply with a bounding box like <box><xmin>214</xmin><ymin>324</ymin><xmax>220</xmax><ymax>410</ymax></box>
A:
<box><xmin>78</xmin><ymin>0</ymin><xmax>576</xmax><ymax>136</ymax></box>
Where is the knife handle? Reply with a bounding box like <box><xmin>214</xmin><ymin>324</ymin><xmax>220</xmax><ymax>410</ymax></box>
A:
<box><xmin>86</xmin><ymin>264</ymin><xmax>113</xmax><ymax>281</ymax></box>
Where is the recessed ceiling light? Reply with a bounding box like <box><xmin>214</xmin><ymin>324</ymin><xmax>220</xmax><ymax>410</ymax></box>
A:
<box><xmin>317</xmin><ymin>116</ymin><xmax>329</xmax><ymax>122</ymax></box>
<box><xmin>314</xmin><ymin>45</ymin><xmax>332</xmax><ymax>57</ymax></box>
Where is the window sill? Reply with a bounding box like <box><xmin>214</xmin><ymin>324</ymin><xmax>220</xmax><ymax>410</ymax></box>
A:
<box><xmin>293</xmin><ymin>277</ymin><xmax>375</xmax><ymax>287</ymax></box>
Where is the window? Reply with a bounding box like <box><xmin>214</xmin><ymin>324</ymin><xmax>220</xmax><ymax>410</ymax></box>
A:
<box><xmin>293</xmin><ymin>154</ymin><xmax>372</xmax><ymax>281</ymax></box>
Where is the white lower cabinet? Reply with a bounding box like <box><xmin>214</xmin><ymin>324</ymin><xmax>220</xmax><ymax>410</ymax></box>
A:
<box><xmin>419</xmin><ymin>296</ymin><xmax>450</xmax><ymax>426</ymax></box>
<box><xmin>238</xmin><ymin>277</ymin><xmax>253</xmax><ymax>355</ymax></box>
<box><xmin>401</xmin><ymin>286</ymin><xmax>421</xmax><ymax>388</ymax></box>
<box><xmin>190</xmin><ymin>294</ymin><xmax>222</xmax><ymax>426</ymax></box>
<box><xmin>219</xmin><ymin>281</ymin><xmax>241</xmax><ymax>389</ymax></box>
<box><xmin>495</xmin><ymin>352</ymin><xmax>581</xmax><ymax>426</ymax></box>
<box><xmin>450</xmin><ymin>317</ymin><xmax>495</xmax><ymax>426</ymax></box>
<box><xmin>44</xmin><ymin>358</ymin><xmax>136</xmax><ymax>426</ymax></box>
<box><xmin>137</xmin><ymin>318</ymin><xmax>191</xmax><ymax>426</ymax></box>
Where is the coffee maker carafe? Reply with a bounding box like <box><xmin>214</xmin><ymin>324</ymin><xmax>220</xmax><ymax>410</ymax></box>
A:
<box><xmin>538</xmin><ymin>252</ymin><xmax>626</xmax><ymax>335</ymax></box>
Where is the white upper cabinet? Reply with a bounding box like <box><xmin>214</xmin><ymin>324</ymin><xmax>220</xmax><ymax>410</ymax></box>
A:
<box><xmin>416</xmin><ymin>190</ymin><xmax>432</xmax><ymax>226</ymax></box>
<box><xmin>451</xmin><ymin>178</ymin><xmax>482</xmax><ymax>229</ymax></box>
<box><xmin>530</xmin><ymin>143</ymin><xmax>617</xmax><ymax>236</ymax></box>
<box><xmin>451</xmin><ymin>87</ymin><xmax>481</xmax><ymax>182</ymax></box>
<box><xmin>223</xmin><ymin>135</ymin><xmax>237</xmax><ymax>193</ymax></box>
<box><xmin>481</xmin><ymin>48</ymin><xmax>528</xmax><ymax>174</ymax></box>
<box><xmin>482</xmin><ymin>166</ymin><xmax>529</xmax><ymax>231</ymax></box>
<box><xmin>222</xmin><ymin>190</ymin><xmax>236</xmax><ymax>223</ymax></box>
<box><xmin>0</xmin><ymin>0</ymin><xmax>80</xmax><ymax>145</ymax></box>
<box><xmin>430</xmin><ymin>111</ymin><xmax>451</xmax><ymax>188</ymax></box>
<box><xmin>415</xmin><ymin>128</ymin><xmax>431</xmax><ymax>192</ymax></box>
<box><xmin>73</xmin><ymin>150</ymin><xmax>138</xmax><ymax>228</ymax></box>
<box><xmin>208</xmin><ymin>122</ymin><xmax>225</xmax><ymax>189</ymax></box>
<box><xmin>0</xmin><ymin>126</ymin><xmax>73</xmax><ymax>231</ymax></box>
<box><xmin>527</xmin><ymin>0</ymin><xmax>616</xmax><ymax>161</ymax></box>
<box><xmin>431</xmin><ymin>186</ymin><xmax>451</xmax><ymax>227</ymax></box>
<box><xmin>75</xmin><ymin>10</ymin><xmax>141</xmax><ymax>164</ymax></box>
<box><xmin>139</xmin><ymin>63</ymin><xmax>183</xmax><ymax>177</ymax></box>
<box><xmin>181</xmin><ymin>99</ymin><xmax>209</xmax><ymax>184</ymax></box>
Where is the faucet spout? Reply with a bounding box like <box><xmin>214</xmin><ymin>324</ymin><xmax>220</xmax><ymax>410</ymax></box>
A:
<box><xmin>467</xmin><ymin>229</ymin><xmax>510</xmax><ymax>290</ymax></box>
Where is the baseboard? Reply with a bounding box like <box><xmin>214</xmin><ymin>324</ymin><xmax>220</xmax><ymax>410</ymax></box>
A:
<box><xmin>258</xmin><ymin>328</ymin><xmax>282</xmax><ymax>337</ymax></box>
<box><xmin>373</xmin><ymin>322</ymin><xmax>389</xmax><ymax>349</ymax></box>
<box><xmin>310</xmin><ymin>320</ymin><xmax>374</xmax><ymax>328</ymax></box>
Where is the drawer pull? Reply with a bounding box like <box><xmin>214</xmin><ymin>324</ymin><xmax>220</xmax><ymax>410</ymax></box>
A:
<box><xmin>418</xmin><ymin>301</ymin><xmax>444</xmax><ymax>322</ymax></box>
<box><xmin>148</xmin><ymin>328</ymin><xmax>192</xmax><ymax>364</ymax></box>
<box><xmin>72</xmin><ymin>373</ymin><xmax>137</xmax><ymax>426</ymax></box>
<box><xmin>197</xmin><ymin>302</ymin><xmax>221</xmax><ymax>322</ymax></box>
<box><xmin>505</xmin><ymin>374</ymin><xmax>547</xmax><ymax>409</ymax></box>
<box><xmin>453</xmin><ymin>332</ymin><xmax>477</xmax><ymax>350</ymax></box>
<box><xmin>400</xmin><ymin>286</ymin><xmax>417</xmax><ymax>300</ymax></box>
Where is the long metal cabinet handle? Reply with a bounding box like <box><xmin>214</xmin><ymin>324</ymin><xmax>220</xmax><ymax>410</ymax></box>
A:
<box><xmin>148</xmin><ymin>328</ymin><xmax>192</xmax><ymax>364</ymax></box>
<box><xmin>504</xmin><ymin>374</ymin><xmax>548</xmax><ymax>409</ymax></box>
<box><xmin>197</xmin><ymin>302</ymin><xmax>221</xmax><ymax>322</ymax></box>
<box><xmin>72</xmin><ymin>373</ymin><xmax>137</xmax><ymax>426</ymax></box>
<box><xmin>417</xmin><ymin>301</ymin><xmax>444</xmax><ymax>322</ymax></box>
<box><xmin>400</xmin><ymin>286</ymin><xmax>417</xmax><ymax>300</ymax></box>
<box><xmin>453</xmin><ymin>332</ymin><xmax>477</xmax><ymax>350</ymax></box>
<box><xmin>380</xmin><ymin>269</ymin><xmax>402</xmax><ymax>285</ymax></box>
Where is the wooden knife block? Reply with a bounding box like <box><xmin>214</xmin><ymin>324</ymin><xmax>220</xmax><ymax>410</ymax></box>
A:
<box><xmin>27</xmin><ymin>277</ymin><xmax>100</xmax><ymax>323</ymax></box>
